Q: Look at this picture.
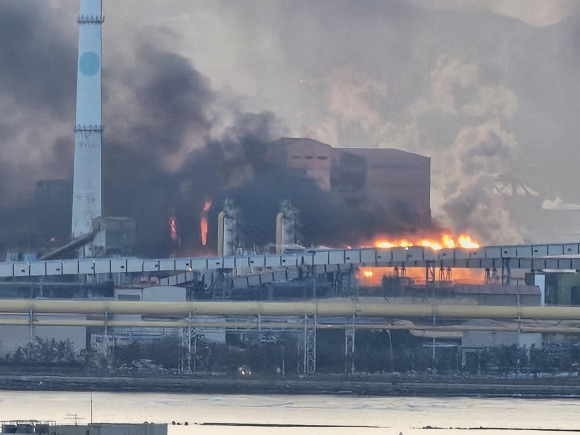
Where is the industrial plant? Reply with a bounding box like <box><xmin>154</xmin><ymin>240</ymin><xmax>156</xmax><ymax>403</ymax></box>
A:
<box><xmin>2</xmin><ymin>0</ymin><xmax>580</xmax><ymax>389</ymax></box>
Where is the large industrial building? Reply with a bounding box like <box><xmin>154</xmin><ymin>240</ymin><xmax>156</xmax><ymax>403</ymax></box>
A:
<box><xmin>265</xmin><ymin>137</ymin><xmax>431</xmax><ymax>227</ymax></box>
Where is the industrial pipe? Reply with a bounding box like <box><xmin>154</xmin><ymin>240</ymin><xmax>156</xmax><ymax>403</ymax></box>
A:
<box><xmin>3</xmin><ymin>317</ymin><xmax>580</xmax><ymax>334</ymax></box>
<box><xmin>2</xmin><ymin>299</ymin><xmax>580</xmax><ymax>320</ymax></box>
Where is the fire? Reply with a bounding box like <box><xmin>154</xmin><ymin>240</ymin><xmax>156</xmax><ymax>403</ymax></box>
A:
<box><xmin>358</xmin><ymin>234</ymin><xmax>482</xmax><ymax>287</ymax></box>
<box><xmin>373</xmin><ymin>234</ymin><xmax>480</xmax><ymax>250</ymax></box>
<box><xmin>458</xmin><ymin>235</ymin><xmax>479</xmax><ymax>249</ymax></box>
<box><xmin>169</xmin><ymin>216</ymin><xmax>179</xmax><ymax>243</ymax></box>
<box><xmin>443</xmin><ymin>234</ymin><xmax>455</xmax><ymax>248</ymax></box>
<box><xmin>376</xmin><ymin>241</ymin><xmax>396</xmax><ymax>248</ymax></box>
<box><xmin>200</xmin><ymin>200</ymin><xmax>212</xmax><ymax>246</ymax></box>
<box><xmin>358</xmin><ymin>266</ymin><xmax>484</xmax><ymax>286</ymax></box>
<box><xmin>419</xmin><ymin>240</ymin><xmax>442</xmax><ymax>250</ymax></box>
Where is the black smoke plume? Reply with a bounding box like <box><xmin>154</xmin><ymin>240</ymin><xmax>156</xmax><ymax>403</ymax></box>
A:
<box><xmin>0</xmin><ymin>2</ymin><xmax>433</xmax><ymax>259</ymax></box>
<box><xmin>0</xmin><ymin>1</ymin><xmax>76</xmax><ymax>252</ymax></box>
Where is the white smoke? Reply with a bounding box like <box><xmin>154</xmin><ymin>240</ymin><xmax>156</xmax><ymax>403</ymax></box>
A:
<box><xmin>421</xmin><ymin>57</ymin><xmax>523</xmax><ymax>243</ymax></box>
<box><xmin>327</xmin><ymin>70</ymin><xmax>388</xmax><ymax>131</ymax></box>
<box><xmin>301</xmin><ymin>118</ymin><xmax>340</xmax><ymax>147</ymax></box>
<box><xmin>443</xmin><ymin>119</ymin><xmax>522</xmax><ymax>243</ymax></box>
<box><xmin>352</xmin><ymin>54</ymin><xmax>523</xmax><ymax>243</ymax></box>
<box><xmin>414</xmin><ymin>0</ymin><xmax>580</xmax><ymax>27</ymax></box>
<box><xmin>289</xmin><ymin>51</ymin><xmax>525</xmax><ymax>243</ymax></box>
<box><xmin>462</xmin><ymin>85</ymin><xmax>518</xmax><ymax>119</ymax></box>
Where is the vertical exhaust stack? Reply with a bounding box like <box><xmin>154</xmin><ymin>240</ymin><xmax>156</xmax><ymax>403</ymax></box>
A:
<box><xmin>217</xmin><ymin>199</ymin><xmax>239</xmax><ymax>256</ymax></box>
<box><xmin>71</xmin><ymin>0</ymin><xmax>103</xmax><ymax>257</ymax></box>
<box><xmin>276</xmin><ymin>200</ymin><xmax>300</xmax><ymax>253</ymax></box>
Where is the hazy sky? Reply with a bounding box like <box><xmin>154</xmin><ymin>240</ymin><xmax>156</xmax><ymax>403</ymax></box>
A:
<box><xmin>2</xmin><ymin>0</ymin><xmax>580</xmax><ymax>245</ymax></box>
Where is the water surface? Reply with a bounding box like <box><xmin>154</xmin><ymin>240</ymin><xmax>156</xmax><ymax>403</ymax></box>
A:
<box><xmin>1</xmin><ymin>391</ymin><xmax>579</xmax><ymax>434</ymax></box>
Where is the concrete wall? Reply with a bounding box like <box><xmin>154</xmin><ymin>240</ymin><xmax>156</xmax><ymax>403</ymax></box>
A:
<box><xmin>481</xmin><ymin>294</ymin><xmax>541</xmax><ymax>306</ymax></box>
<box><xmin>143</xmin><ymin>286</ymin><xmax>186</xmax><ymax>302</ymax></box>
<box><xmin>92</xmin><ymin>217</ymin><xmax>136</xmax><ymax>257</ymax></box>
<box><xmin>554</xmin><ymin>273</ymin><xmax>580</xmax><ymax>305</ymax></box>
<box><xmin>112</xmin><ymin>286</ymin><xmax>186</xmax><ymax>322</ymax></box>
<box><xmin>462</xmin><ymin>331</ymin><xmax>542</xmax><ymax>349</ymax></box>
<box><xmin>115</xmin><ymin>288</ymin><xmax>142</xmax><ymax>301</ymax></box>
<box><xmin>332</xmin><ymin>147</ymin><xmax>431</xmax><ymax>224</ymax></box>
<box><xmin>283</xmin><ymin>138</ymin><xmax>332</xmax><ymax>191</ymax></box>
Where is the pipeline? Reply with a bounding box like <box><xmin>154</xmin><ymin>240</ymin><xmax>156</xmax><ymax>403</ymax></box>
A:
<box><xmin>1</xmin><ymin>298</ymin><xmax>580</xmax><ymax>320</ymax></box>
<box><xmin>1</xmin><ymin>316</ymin><xmax>580</xmax><ymax>334</ymax></box>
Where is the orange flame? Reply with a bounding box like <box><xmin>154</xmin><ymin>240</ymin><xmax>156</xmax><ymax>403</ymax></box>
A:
<box><xmin>373</xmin><ymin>234</ymin><xmax>480</xmax><ymax>250</ymax></box>
<box><xmin>169</xmin><ymin>216</ymin><xmax>179</xmax><ymax>243</ymax></box>
<box><xmin>458</xmin><ymin>235</ymin><xmax>480</xmax><ymax>249</ymax></box>
<box><xmin>358</xmin><ymin>266</ymin><xmax>483</xmax><ymax>286</ymax></box>
<box><xmin>376</xmin><ymin>241</ymin><xmax>396</xmax><ymax>248</ymax></box>
<box><xmin>200</xmin><ymin>200</ymin><xmax>212</xmax><ymax>246</ymax></box>
<box><xmin>442</xmin><ymin>234</ymin><xmax>455</xmax><ymax>248</ymax></box>
<box><xmin>419</xmin><ymin>240</ymin><xmax>442</xmax><ymax>250</ymax></box>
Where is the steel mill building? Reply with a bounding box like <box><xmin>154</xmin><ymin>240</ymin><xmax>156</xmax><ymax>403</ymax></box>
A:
<box><xmin>264</xmin><ymin>137</ymin><xmax>432</xmax><ymax>227</ymax></box>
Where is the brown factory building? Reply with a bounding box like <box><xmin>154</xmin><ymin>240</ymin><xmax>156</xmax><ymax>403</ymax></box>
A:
<box><xmin>265</xmin><ymin>137</ymin><xmax>431</xmax><ymax>226</ymax></box>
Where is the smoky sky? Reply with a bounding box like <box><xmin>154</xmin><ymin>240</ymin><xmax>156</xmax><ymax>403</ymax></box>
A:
<box><xmin>126</xmin><ymin>44</ymin><xmax>214</xmax><ymax>156</ymax></box>
<box><xmin>3</xmin><ymin>0</ymin><xmax>580</xmax><ymax>256</ymax></box>
<box><xmin>204</xmin><ymin>0</ymin><xmax>580</xmax><ymax>243</ymax></box>
<box><xmin>0</xmin><ymin>1</ymin><xmax>75</xmax><ymax>115</ymax></box>
<box><xmin>0</xmin><ymin>1</ymin><xmax>76</xmax><ymax>208</ymax></box>
<box><xmin>0</xmin><ymin>0</ymin><xmax>422</xmax><ymax>257</ymax></box>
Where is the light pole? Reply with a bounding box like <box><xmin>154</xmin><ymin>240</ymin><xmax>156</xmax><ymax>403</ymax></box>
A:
<box><xmin>281</xmin><ymin>345</ymin><xmax>285</xmax><ymax>379</ymax></box>
<box><xmin>386</xmin><ymin>329</ymin><xmax>393</xmax><ymax>370</ymax></box>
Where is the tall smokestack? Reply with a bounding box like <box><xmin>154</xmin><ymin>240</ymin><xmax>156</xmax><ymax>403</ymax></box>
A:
<box><xmin>71</xmin><ymin>0</ymin><xmax>103</xmax><ymax>255</ymax></box>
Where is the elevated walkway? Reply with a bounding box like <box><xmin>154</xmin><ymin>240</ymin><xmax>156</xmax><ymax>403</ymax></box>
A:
<box><xmin>2</xmin><ymin>243</ymin><xmax>580</xmax><ymax>278</ymax></box>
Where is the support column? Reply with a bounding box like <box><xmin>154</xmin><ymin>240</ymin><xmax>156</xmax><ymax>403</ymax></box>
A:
<box><xmin>485</xmin><ymin>268</ymin><xmax>499</xmax><ymax>284</ymax></box>
<box><xmin>344</xmin><ymin>315</ymin><xmax>356</xmax><ymax>374</ymax></box>
<box><xmin>425</xmin><ymin>261</ymin><xmax>436</xmax><ymax>285</ymax></box>
<box><xmin>299</xmin><ymin>315</ymin><xmax>317</xmax><ymax>376</ymax></box>
<box><xmin>186</xmin><ymin>313</ymin><xmax>192</xmax><ymax>374</ymax></box>
<box><xmin>439</xmin><ymin>267</ymin><xmax>452</xmax><ymax>282</ymax></box>
<box><xmin>104</xmin><ymin>310</ymin><xmax>109</xmax><ymax>355</ymax></box>
<box><xmin>502</xmin><ymin>258</ymin><xmax>512</xmax><ymax>285</ymax></box>
<box><xmin>28</xmin><ymin>308</ymin><xmax>34</xmax><ymax>340</ymax></box>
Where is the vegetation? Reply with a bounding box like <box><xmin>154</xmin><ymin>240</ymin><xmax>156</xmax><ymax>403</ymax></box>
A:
<box><xmin>6</xmin><ymin>337</ymin><xmax>79</xmax><ymax>367</ymax></box>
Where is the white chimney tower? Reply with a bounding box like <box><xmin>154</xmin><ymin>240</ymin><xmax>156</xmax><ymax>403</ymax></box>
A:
<box><xmin>71</xmin><ymin>0</ymin><xmax>103</xmax><ymax>256</ymax></box>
